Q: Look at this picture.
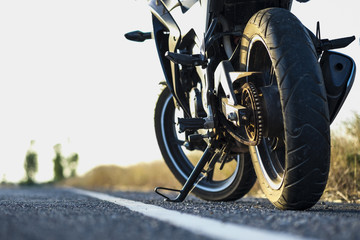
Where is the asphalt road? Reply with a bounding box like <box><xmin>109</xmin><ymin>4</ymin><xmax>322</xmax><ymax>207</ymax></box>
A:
<box><xmin>0</xmin><ymin>187</ymin><xmax>359</xmax><ymax>240</ymax></box>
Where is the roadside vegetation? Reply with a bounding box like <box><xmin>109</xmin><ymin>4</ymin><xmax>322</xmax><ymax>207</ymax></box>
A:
<box><xmin>323</xmin><ymin>113</ymin><xmax>360</xmax><ymax>203</ymax></box>
<box><xmin>61</xmin><ymin>161</ymin><xmax>181</xmax><ymax>191</ymax></box>
<box><xmin>22</xmin><ymin>140</ymin><xmax>38</xmax><ymax>185</ymax></box>
<box><xmin>14</xmin><ymin>142</ymin><xmax>79</xmax><ymax>186</ymax></box>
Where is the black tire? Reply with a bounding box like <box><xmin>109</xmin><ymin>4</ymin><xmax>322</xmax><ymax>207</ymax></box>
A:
<box><xmin>154</xmin><ymin>86</ymin><xmax>256</xmax><ymax>201</ymax></box>
<box><xmin>240</xmin><ymin>8</ymin><xmax>330</xmax><ymax>210</ymax></box>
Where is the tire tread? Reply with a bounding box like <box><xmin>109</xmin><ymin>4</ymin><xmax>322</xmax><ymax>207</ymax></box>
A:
<box><xmin>242</xmin><ymin>8</ymin><xmax>330</xmax><ymax>210</ymax></box>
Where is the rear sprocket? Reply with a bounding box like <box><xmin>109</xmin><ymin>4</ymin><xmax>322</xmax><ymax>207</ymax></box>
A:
<box><xmin>240</xmin><ymin>82</ymin><xmax>263</xmax><ymax>146</ymax></box>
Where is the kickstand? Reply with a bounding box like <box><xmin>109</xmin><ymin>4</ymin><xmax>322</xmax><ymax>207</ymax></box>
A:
<box><xmin>154</xmin><ymin>144</ymin><xmax>216</xmax><ymax>202</ymax></box>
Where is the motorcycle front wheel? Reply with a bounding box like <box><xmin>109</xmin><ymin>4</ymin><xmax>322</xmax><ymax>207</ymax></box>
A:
<box><xmin>154</xmin><ymin>87</ymin><xmax>256</xmax><ymax>201</ymax></box>
<box><xmin>241</xmin><ymin>8</ymin><xmax>330</xmax><ymax>210</ymax></box>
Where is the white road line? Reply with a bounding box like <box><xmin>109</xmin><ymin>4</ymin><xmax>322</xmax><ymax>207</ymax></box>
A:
<box><xmin>70</xmin><ymin>188</ymin><xmax>310</xmax><ymax>240</ymax></box>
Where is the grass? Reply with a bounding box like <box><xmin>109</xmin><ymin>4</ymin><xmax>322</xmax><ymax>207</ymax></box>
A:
<box><xmin>61</xmin><ymin>161</ymin><xmax>181</xmax><ymax>191</ymax></box>
<box><xmin>323</xmin><ymin>133</ymin><xmax>360</xmax><ymax>203</ymax></box>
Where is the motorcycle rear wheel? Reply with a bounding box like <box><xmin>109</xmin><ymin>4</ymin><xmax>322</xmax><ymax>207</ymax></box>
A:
<box><xmin>154</xmin><ymin>87</ymin><xmax>256</xmax><ymax>201</ymax></box>
<box><xmin>241</xmin><ymin>8</ymin><xmax>330</xmax><ymax>210</ymax></box>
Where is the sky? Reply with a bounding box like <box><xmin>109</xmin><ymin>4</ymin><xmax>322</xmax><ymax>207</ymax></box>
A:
<box><xmin>0</xmin><ymin>0</ymin><xmax>359</xmax><ymax>182</ymax></box>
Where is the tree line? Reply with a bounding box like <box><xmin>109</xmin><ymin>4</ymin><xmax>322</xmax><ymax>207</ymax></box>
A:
<box><xmin>23</xmin><ymin>141</ymin><xmax>79</xmax><ymax>185</ymax></box>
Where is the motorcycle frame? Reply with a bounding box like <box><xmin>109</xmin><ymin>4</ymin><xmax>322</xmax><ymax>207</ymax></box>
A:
<box><xmin>148</xmin><ymin>0</ymin><xmax>294</xmax><ymax>118</ymax></box>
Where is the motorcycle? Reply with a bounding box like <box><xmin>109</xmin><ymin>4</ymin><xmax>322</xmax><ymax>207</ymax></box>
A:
<box><xmin>125</xmin><ymin>0</ymin><xmax>356</xmax><ymax>210</ymax></box>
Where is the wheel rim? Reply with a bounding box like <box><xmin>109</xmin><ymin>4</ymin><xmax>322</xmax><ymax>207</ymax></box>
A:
<box><xmin>160</xmin><ymin>94</ymin><xmax>241</xmax><ymax>193</ymax></box>
<box><xmin>247</xmin><ymin>35</ymin><xmax>285</xmax><ymax>190</ymax></box>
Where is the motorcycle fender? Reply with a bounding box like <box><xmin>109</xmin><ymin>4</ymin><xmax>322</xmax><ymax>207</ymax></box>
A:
<box><xmin>320</xmin><ymin>51</ymin><xmax>356</xmax><ymax>123</ymax></box>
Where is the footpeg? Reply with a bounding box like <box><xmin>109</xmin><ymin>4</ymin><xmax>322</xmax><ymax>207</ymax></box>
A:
<box><xmin>314</xmin><ymin>22</ymin><xmax>355</xmax><ymax>51</ymax></box>
<box><xmin>165</xmin><ymin>51</ymin><xmax>208</xmax><ymax>68</ymax></box>
<box><xmin>188</xmin><ymin>133</ymin><xmax>204</xmax><ymax>142</ymax></box>
<box><xmin>178</xmin><ymin>118</ymin><xmax>206</xmax><ymax>133</ymax></box>
<box><xmin>318</xmin><ymin>36</ymin><xmax>355</xmax><ymax>51</ymax></box>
